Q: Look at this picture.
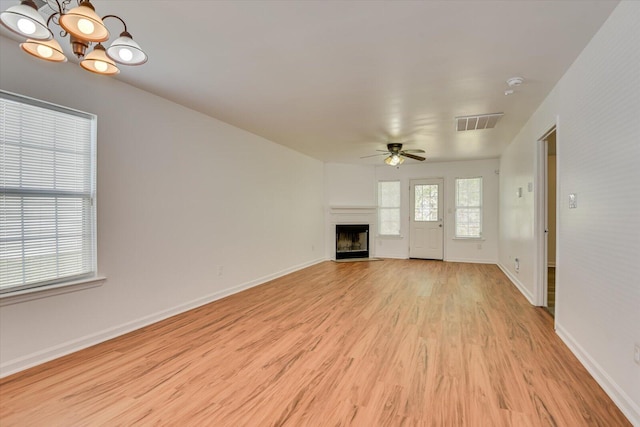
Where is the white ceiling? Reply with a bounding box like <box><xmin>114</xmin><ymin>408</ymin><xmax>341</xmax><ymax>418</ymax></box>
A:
<box><xmin>0</xmin><ymin>0</ymin><xmax>619</xmax><ymax>164</ymax></box>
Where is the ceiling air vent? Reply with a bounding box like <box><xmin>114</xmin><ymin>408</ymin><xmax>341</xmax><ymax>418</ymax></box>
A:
<box><xmin>455</xmin><ymin>113</ymin><xmax>504</xmax><ymax>132</ymax></box>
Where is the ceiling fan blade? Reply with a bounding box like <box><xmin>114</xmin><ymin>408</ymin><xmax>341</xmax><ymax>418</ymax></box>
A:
<box><xmin>402</xmin><ymin>149</ymin><xmax>426</xmax><ymax>153</ymax></box>
<box><xmin>360</xmin><ymin>153</ymin><xmax>388</xmax><ymax>158</ymax></box>
<box><xmin>400</xmin><ymin>152</ymin><xmax>426</xmax><ymax>161</ymax></box>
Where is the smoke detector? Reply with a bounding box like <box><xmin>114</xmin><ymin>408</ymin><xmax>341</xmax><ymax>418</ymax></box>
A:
<box><xmin>507</xmin><ymin>77</ymin><xmax>525</xmax><ymax>87</ymax></box>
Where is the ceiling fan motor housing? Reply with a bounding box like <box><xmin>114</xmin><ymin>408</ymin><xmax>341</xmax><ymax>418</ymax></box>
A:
<box><xmin>387</xmin><ymin>143</ymin><xmax>403</xmax><ymax>153</ymax></box>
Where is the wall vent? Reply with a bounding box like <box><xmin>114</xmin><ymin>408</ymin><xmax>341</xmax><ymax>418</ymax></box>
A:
<box><xmin>455</xmin><ymin>113</ymin><xmax>504</xmax><ymax>131</ymax></box>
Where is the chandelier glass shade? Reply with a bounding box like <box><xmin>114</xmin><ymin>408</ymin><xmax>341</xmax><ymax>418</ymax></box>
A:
<box><xmin>106</xmin><ymin>31</ymin><xmax>147</xmax><ymax>65</ymax></box>
<box><xmin>80</xmin><ymin>42</ymin><xmax>118</xmax><ymax>75</ymax></box>
<box><xmin>0</xmin><ymin>0</ymin><xmax>147</xmax><ymax>75</ymax></box>
<box><xmin>20</xmin><ymin>37</ymin><xmax>67</xmax><ymax>62</ymax></box>
<box><xmin>58</xmin><ymin>1</ymin><xmax>109</xmax><ymax>42</ymax></box>
<box><xmin>0</xmin><ymin>0</ymin><xmax>52</xmax><ymax>40</ymax></box>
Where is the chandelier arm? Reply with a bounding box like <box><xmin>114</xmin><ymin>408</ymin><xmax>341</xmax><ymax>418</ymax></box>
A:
<box><xmin>42</xmin><ymin>0</ymin><xmax>70</xmax><ymax>37</ymax></box>
<box><xmin>44</xmin><ymin>11</ymin><xmax>66</xmax><ymax>37</ymax></box>
<box><xmin>43</xmin><ymin>0</ymin><xmax>72</xmax><ymax>15</ymax></box>
<box><xmin>101</xmin><ymin>14</ymin><xmax>127</xmax><ymax>33</ymax></box>
<box><xmin>44</xmin><ymin>0</ymin><xmax>62</xmax><ymax>14</ymax></box>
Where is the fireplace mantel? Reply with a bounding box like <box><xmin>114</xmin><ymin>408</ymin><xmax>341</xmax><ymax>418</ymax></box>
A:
<box><xmin>329</xmin><ymin>206</ymin><xmax>377</xmax><ymax>210</ymax></box>
<box><xmin>329</xmin><ymin>206</ymin><xmax>377</xmax><ymax>259</ymax></box>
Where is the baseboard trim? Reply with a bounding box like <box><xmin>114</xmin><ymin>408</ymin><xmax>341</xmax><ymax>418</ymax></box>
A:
<box><xmin>445</xmin><ymin>258</ymin><xmax>497</xmax><ymax>264</ymax></box>
<box><xmin>374</xmin><ymin>253</ymin><xmax>407</xmax><ymax>259</ymax></box>
<box><xmin>555</xmin><ymin>323</ymin><xmax>639</xmax><ymax>426</ymax></box>
<box><xmin>497</xmin><ymin>263</ymin><xmax>535</xmax><ymax>305</ymax></box>
<box><xmin>0</xmin><ymin>257</ymin><xmax>327</xmax><ymax>378</ymax></box>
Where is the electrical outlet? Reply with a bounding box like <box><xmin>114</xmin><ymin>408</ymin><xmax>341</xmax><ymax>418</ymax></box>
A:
<box><xmin>514</xmin><ymin>258</ymin><xmax>520</xmax><ymax>272</ymax></box>
<box><xmin>635</xmin><ymin>344</ymin><xmax>640</xmax><ymax>365</ymax></box>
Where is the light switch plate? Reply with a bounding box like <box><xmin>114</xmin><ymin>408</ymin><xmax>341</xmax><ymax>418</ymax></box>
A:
<box><xmin>569</xmin><ymin>193</ymin><xmax>577</xmax><ymax>209</ymax></box>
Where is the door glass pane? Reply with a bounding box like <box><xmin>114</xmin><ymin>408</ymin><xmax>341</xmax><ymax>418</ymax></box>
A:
<box><xmin>414</xmin><ymin>184</ymin><xmax>438</xmax><ymax>221</ymax></box>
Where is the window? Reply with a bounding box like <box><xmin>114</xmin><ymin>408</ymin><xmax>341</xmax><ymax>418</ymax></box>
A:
<box><xmin>378</xmin><ymin>180</ymin><xmax>401</xmax><ymax>235</ymax></box>
<box><xmin>0</xmin><ymin>91</ymin><xmax>97</xmax><ymax>295</ymax></box>
<box><xmin>414</xmin><ymin>183</ymin><xmax>439</xmax><ymax>221</ymax></box>
<box><xmin>455</xmin><ymin>177</ymin><xmax>482</xmax><ymax>238</ymax></box>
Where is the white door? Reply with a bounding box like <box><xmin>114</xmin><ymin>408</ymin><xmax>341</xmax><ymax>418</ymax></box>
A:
<box><xmin>409</xmin><ymin>179</ymin><xmax>444</xmax><ymax>259</ymax></box>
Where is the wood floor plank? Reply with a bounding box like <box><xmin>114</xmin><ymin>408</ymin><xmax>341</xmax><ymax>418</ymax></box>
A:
<box><xmin>0</xmin><ymin>260</ymin><xmax>631</xmax><ymax>426</ymax></box>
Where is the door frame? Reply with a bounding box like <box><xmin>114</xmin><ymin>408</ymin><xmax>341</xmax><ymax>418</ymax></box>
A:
<box><xmin>534</xmin><ymin>122</ymin><xmax>558</xmax><ymax>313</ymax></box>
<box><xmin>409</xmin><ymin>177</ymin><xmax>445</xmax><ymax>260</ymax></box>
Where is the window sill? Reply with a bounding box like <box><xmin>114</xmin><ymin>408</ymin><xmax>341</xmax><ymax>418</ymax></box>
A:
<box><xmin>0</xmin><ymin>276</ymin><xmax>106</xmax><ymax>307</ymax></box>
<box><xmin>452</xmin><ymin>237</ymin><xmax>485</xmax><ymax>241</ymax></box>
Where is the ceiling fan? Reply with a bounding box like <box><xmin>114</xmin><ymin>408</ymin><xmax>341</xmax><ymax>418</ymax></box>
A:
<box><xmin>362</xmin><ymin>143</ymin><xmax>426</xmax><ymax>166</ymax></box>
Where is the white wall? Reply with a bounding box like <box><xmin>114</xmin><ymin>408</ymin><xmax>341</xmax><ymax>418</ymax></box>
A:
<box><xmin>498</xmin><ymin>2</ymin><xmax>640</xmax><ymax>423</ymax></box>
<box><xmin>374</xmin><ymin>159</ymin><xmax>500</xmax><ymax>262</ymax></box>
<box><xmin>0</xmin><ymin>35</ymin><xmax>326</xmax><ymax>376</ymax></box>
<box><xmin>324</xmin><ymin>163</ymin><xmax>376</xmax><ymax>259</ymax></box>
<box><xmin>323</xmin><ymin>160</ymin><xmax>499</xmax><ymax>262</ymax></box>
<box><xmin>324</xmin><ymin>163</ymin><xmax>376</xmax><ymax>207</ymax></box>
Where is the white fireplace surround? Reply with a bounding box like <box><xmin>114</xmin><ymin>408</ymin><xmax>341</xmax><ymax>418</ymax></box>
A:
<box><xmin>329</xmin><ymin>206</ymin><xmax>377</xmax><ymax>260</ymax></box>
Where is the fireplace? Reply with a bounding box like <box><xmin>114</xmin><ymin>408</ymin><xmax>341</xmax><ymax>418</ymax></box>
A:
<box><xmin>335</xmin><ymin>224</ymin><xmax>369</xmax><ymax>259</ymax></box>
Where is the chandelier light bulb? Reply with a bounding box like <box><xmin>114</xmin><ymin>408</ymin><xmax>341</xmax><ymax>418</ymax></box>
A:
<box><xmin>77</xmin><ymin>18</ymin><xmax>94</xmax><ymax>35</ymax></box>
<box><xmin>17</xmin><ymin>17</ymin><xmax>35</xmax><ymax>34</ymax></box>
<box><xmin>94</xmin><ymin>60</ymin><xmax>108</xmax><ymax>72</ymax></box>
<box><xmin>36</xmin><ymin>44</ymin><xmax>53</xmax><ymax>58</ymax></box>
<box><xmin>118</xmin><ymin>48</ymin><xmax>133</xmax><ymax>62</ymax></box>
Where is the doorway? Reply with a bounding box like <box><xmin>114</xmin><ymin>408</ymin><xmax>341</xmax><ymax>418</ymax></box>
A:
<box><xmin>537</xmin><ymin>128</ymin><xmax>557</xmax><ymax>317</ymax></box>
<box><xmin>409</xmin><ymin>178</ymin><xmax>444</xmax><ymax>260</ymax></box>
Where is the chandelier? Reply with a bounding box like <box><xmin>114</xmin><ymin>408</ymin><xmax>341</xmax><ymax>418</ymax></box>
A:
<box><xmin>0</xmin><ymin>0</ymin><xmax>147</xmax><ymax>75</ymax></box>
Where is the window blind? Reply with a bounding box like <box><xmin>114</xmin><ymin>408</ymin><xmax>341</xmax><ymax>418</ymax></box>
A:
<box><xmin>455</xmin><ymin>177</ymin><xmax>482</xmax><ymax>238</ymax></box>
<box><xmin>0</xmin><ymin>91</ymin><xmax>97</xmax><ymax>294</ymax></box>
<box><xmin>378</xmin><ymin>181</ymin><xmax>401</xmax><ymax>235</ymax></box>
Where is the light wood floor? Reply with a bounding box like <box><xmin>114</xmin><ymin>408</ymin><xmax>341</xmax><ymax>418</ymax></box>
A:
<box><xmin>0</xmin><ymin>260</ymin><xmax>630</xmax><ymax>426</ymax></box>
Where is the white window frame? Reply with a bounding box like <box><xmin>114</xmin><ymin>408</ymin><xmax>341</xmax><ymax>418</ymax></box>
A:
<box><xmin>454</xmin><ymin>177</ymin><xmax>483</xmax><ymax>239</ymax></box>
<box><xmin>378</xmin><ymin>180</ymin><xmax>401</xmax><ymax>236</ymax></box>
<box><xmin>0</xmin><ymin>91</ymin><xmax>103</xmax><ymax>302</ymax></box>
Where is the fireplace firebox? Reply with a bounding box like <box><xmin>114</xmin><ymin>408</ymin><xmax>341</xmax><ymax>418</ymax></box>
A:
<box><xmin>335</xmin><ymin>224</ymin><xmax>369</xmax><ymax>259</ymax></box>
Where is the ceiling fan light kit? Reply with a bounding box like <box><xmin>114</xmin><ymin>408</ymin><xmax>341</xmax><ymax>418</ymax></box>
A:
<box><xmin>385</xmin><ymin>153</ymin><xmax>405</xmax><ymax>166</ymax></box>
<box><xmin>361</xmin><ymin>143</ymin><xmax>426</xmax><ymax>166</ymax></box>
<box><xmin>1</xmin><ymin>0</ymin><xmax>148</xmax><ymax>75</ymax></box>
